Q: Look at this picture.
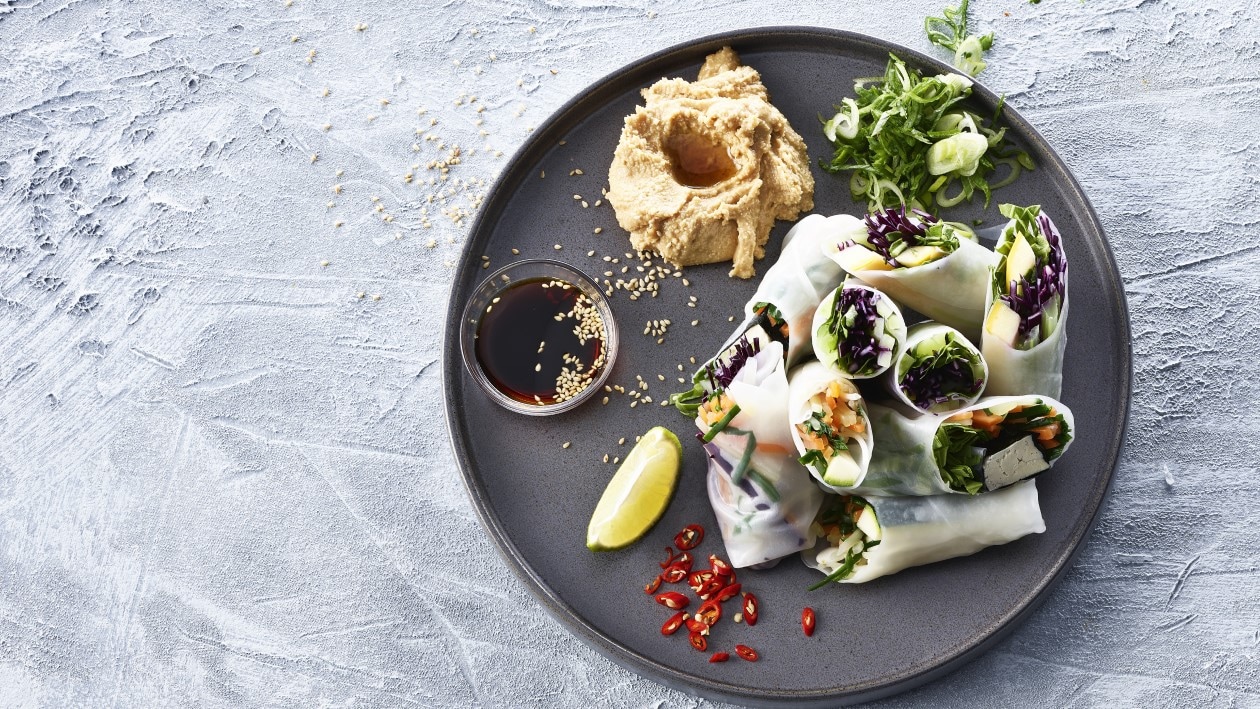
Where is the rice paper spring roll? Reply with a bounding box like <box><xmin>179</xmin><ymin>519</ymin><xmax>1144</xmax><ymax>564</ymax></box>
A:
<box><xmin>822</xmin><ymin>207</ymin><xmax>997</xmax><ymax>341</ymax></box>
<box><xmin>670</xmin><ymin>213</ymin><xmax>852</xmax><ymax>415</ymax></box>
<box><xmin>811</xmin><ymin>280</ymin><xmax>907</xmax><ymax>379</ymax></box>
<box><xmin>787</xmin><ymin>361</ymin><xmax>874</xmax><ymax>491</ymax></box>
<box><xmin>693</xmin><ymin>330</ymin><xmax>795</xmax><ymax>474</ymax></box>
<box><xmin>859</xmin><ymin>395</ymin><xmax>1073</xmax><ymax>496</ymax></box>
<box><xmin>688</xmin><ymin>328</ymin><xmax>823</xmax><ymax>567</ymax></box>
<box><xmin>890</xmin><ymin>322</ymin><xmax>988</xmax><ymax>414</ymax></box>
<box><xmin>801</xmin><ymin>480</ymin><xmax>1045</xmax><ymax>585</ymax></box>
<box><xmin>705</xmin><ymin>440</ymin><xmax>824</xmax><ymax>569</ymax></box>
<box><xmin>982</xmin><ymin>204</ymin><xmax>1069</xmax><ymax>398</ymax></box>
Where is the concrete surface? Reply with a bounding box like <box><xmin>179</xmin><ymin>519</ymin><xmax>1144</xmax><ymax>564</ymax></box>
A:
<box><xmin>1</xmin><ymin>0</ymin><xmax>1258</xmax><ymax>706</ymax></box>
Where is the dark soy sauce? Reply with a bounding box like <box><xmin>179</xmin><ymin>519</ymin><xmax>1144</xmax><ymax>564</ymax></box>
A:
<box><xmin>474</xmin><ymin>278</ymin><xmax>605</xmax><ymax>405</ymax></box>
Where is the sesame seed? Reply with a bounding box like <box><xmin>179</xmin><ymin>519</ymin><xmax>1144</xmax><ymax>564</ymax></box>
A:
<box><xmin>593</xmin><ymin>227</ymin><xmax>603</xmax><ymax>234</ymax></box>
<box><xmin>562</xmin><ymin>441</ymin><xmax>571</xmax><ymax>449</ymax></box>
<box><xmin>554</xmin><ymin>244</ymin><xmax>562</xmax><ymax>250</ymax></box>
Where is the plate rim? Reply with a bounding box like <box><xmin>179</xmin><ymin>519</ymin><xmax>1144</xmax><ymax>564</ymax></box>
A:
<box><xmin>441</xmin><ymin>25</ymin><xmax>1132</xmax><ymax>706</ymax></box>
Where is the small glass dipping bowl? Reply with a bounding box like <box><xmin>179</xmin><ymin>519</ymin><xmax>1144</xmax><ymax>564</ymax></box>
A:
<box><xmin>459</xmin><ymin>259</ymin><xmax>619</xmax><ymax>416</ymax></box>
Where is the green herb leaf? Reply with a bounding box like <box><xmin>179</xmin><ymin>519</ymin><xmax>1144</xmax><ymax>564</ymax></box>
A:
<box><xmin>808</xmin><ymin>539</ymin><xmax>881</xmax><ymax>590</ymax></box>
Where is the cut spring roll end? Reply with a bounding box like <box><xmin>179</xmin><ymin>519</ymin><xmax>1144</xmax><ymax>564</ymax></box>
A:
<box><xmin>812</xmin><ymin>283</ymin><xmax>907</xmax><ymax>379</ymax></box>
<box><xmin>893</xmin><ymin>323</ymin><xmax>988</xmax><ymax>414</ymax></box>
<box><xmin>788</xmin><ymin>361</ymin><xmax>873</xmax><ymax>490</ymax></box>
<box><xmin>934</xmin><ymin>395</ymin><xmax>1073</xmax><ymax>494</ymax></box>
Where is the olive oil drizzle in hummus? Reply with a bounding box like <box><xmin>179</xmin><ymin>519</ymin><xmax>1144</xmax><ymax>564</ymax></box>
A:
<box><xmin>607</xmin><ymin>47</ymin><xmax>814</xmax><ymax>279</ymax></box>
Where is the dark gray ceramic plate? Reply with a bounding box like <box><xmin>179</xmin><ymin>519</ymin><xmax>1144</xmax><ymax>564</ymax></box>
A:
<box><xmin>442</xmin><ymin>27</ymin><xmax>1130</xmax><ymax>707</ymax></box>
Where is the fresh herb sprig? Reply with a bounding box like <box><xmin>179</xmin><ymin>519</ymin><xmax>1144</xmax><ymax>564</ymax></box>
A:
<box><xmin>925</xmin><ymin>0</ymin><xmax>994</xmax><ymax>77</ymax></box>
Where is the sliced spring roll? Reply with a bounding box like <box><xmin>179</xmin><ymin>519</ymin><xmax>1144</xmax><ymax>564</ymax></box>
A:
<box><xmin>802</xmin><ymin>480</ymin><xmax>1045</xmax><ymax>585</ymax></box>
<box><xmin>787</xmin><ymin>361</ymin><xmax>874</xmax><ymax>491</ymax></box>
<box><xmin>811</xmin><ymin>280</ymin><xmax>907</xmax><ymax>379</ymax></box>
<box><xmin>861</xmin><ymin>395</ymin><xmax>1073</xmax><ymax>496</ymax></box>
<box><xmin>982</xmin><ymin>204</ymin><xmax>1069</xmax><ymax>398</ymax></box>
<box><xmin>890</xmin><ymin>322</ymin><xmax>988</xmax><ymax>414</ymax></box>
<box><xmin>693</xmin><ymin>330</ymin><xmax>795</xmax><ymax>473</ymax></box>
<box><xmin>705</xmin><ymin>440</ymin><xmax>824</xmax><ymax>569</ymax></box>
<box><xmin>670</xmin><ymin>213</ymin><xmax>852</xmax><ymax>415</ymax></box>
<box><xmin>821</xmin><ymin>207</ymin><xmax>997</xmax><ymax>341</ymax></box>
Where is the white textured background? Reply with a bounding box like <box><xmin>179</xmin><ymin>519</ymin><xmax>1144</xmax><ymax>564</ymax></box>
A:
<box><xmin>2</xmin><ymin>0</ymin><xmax>1258</xmax><ymax>707</ymax></box>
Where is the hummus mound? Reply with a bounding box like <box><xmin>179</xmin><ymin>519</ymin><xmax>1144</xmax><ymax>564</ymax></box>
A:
<box><xmin>607</xmin><ymin>47</ymin><xmax>814</xmax><ymax>279</ymax></box>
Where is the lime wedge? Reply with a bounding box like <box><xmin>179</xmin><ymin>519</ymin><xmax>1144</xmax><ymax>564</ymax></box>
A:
<box><xmin>586</xmin><ymin>426</ymin><xmax>683</xmax><ymax>552</ymax></box>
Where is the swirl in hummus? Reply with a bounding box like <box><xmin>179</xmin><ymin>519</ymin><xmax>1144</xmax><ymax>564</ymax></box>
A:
<box><xmin>607</xmin><ymin>47</ymin><xmax>814</xmax><ymax>279</ymax></box>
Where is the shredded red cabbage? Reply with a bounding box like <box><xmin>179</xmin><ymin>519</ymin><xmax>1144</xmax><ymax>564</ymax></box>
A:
<box><xmin>850</xmin><ymin>207</ymin><xmax>940</xmax><ymax>267</ymax></box>
<box><xmin>706</xmin><ymin>335</ymin><xmax>761</xmax><ymax>392</ymax></box>
<box><xmin>829</xmin><ymin>287</ymin><xmax>890</xmax><ymax>375</ymax></box>
<box><xmin>900</xmin><ymin>357</ymin><xmax>983</xmax><ymax>409</ymax></box>
<box><xmin>1000</xmin><ymin>213</ymin><xmax>1067</xmax><ymax>337</ymax></box>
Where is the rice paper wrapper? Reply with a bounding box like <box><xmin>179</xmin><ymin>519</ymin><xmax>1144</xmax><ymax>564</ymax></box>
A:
<box><xmin>982</xmin><ymin>294</ymin><xmax>1069</xmax><ymax>399</ymax></box>
<box><xmin>889</xmin><ymin>322</ymin><xmax>988</xmax><ymax>414</ymax></box>
<box><xmin>787</xmin><ymin>360</ymin><xmax>874</xmax><ymax>493</ymax></box>
<box><xmin>694</xmin><ymin>337</ymin><xmax>796</xmax><ymax>470</ymax></box>
<box><xmin>982</xmin><ymin>209</ymin><xmax>1069</xmax><ymax>399</ymax></box>
<box><xmin>858</xmin><ymin>395</ymin><xmax>1075</xmax><ymax>497</ymax></box>
<box><xmin>706</xmin><ymin>443</ymin><xmax>824</xmax><ymax>569</ymax></box>
<box><xmin>802</xmin><ymin>479</ymin><xmax>1046</xmax><ymax>583</ymax></box>
<box><xmin>824</xmin><ymin>235</ymin><xmax>997</xmax><ymax>342</ymax></box>
<box><xmin>811</xmin><ymin>282</ymin><xmax>907</xmax><ymax>380</ymax></box>
<box><xmin>713</xmin><ymin>214</ymin><xmax>853</xmax><ymax>369</ymax></box>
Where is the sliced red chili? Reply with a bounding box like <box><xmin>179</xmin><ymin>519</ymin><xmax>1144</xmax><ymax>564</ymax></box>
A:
<box><xmin>709</xmin><ymin>651</ymin><xmax>730</xmax><ymax>663</ymax></box>
<box><xmin>659</xmin><ymin>546</ymin><xmax>679</xmax><ymax>569</ymax></box>
<box><xmin>735</xmin><ymin>644</ymin><xmax>758</xmax><ymax>662</ymax></box>
<box><xmin>688</xmin><ymin>631</ymin><xmax>708</xmax><ymax>652</ymax></box>
<box><xmin>742</xmin><ymin>593</ymin><xmax>758</xmax><ymax>626</ymax></box>
<box><xmin>685</xmin><ymin>571</ymin><xmax>715</xmax><ymax>594</ymax></box>
<box><xmin>715</xmin><ymin>583</ymin><xmax>742</xmax><ymax>603</ymax></box>
<box><xmin>655</xmin><ymin>592</ymin><xmax>689</xmax><ymax>610</ymax></box>
<box><xmin>674</xmin><ymin>524</ymin><xmax>704</xmax><ymax>551</ymax></box>
<box><xmin>685</xmin><ymin>617</ymin><xmax>708</xmax><ymax>633</ymax></box>
<box><xmin>709</xmin><ymin>555</ymin><xmax>733</xmax><ymax>577</ymax></box>
<box><xmin>661</xmin><ymin>566</ymin><xmax>687</xmax><ymax>584</ymax></box>
<box><xmin>696</xmin><ymin>599</ymin><xmax>722</xmax><ymax>626</ymax></box>
<box><xmin>661</xmin><ymin>611</ymin><xmax>686</xmax><ymax>636</ymax></box>
<box><xmin>671</xmin><ymin>552</ymin><xmax>693</xmax><ymax>572</ymax></box>
<box><xmin>696</xmin><ymin>577</ymin><xmax>726</xmax><ymax>601</ymax></box>
<box><xmin>643</xmin><ymin>575</ymin><xmax>662</xmax><ymax>595</ymax></box>
<box><xmin>802</xmin><ymin>607</ymin><xmax>816</xmax><ymax>637</ymax></box>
